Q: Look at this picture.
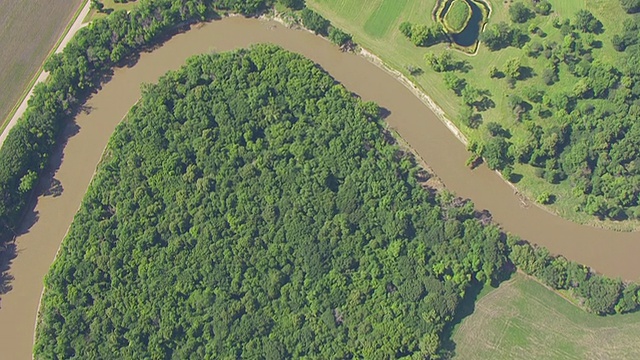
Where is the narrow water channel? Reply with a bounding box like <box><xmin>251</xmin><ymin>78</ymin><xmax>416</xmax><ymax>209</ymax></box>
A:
<box><xmin>0</xmin><ymin>16</ymin><xmax>638</xmax><ymax>359</ymax></box>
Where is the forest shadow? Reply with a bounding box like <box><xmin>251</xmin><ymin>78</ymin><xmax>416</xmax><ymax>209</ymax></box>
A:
<box><xmin>407</xmin><ymin>66</ymin><xmax>424</xmax><ymax>76</ymax></box>
<box><xmin>0</xmin><ymin>242</ymin><xmax>17</xmax><ymax>302</ymax></box>
<box><xmin>42</xmin><ymin>178</ymin><xmax>64</xmax><ymax>198</ymax></box>
<box><xmin>456</xmin><ymin>60</ymin><xmax>473</xmax><ymax>73</ymax></box>
<box><xmin>439</xmin><ymin>280</ymin><xmax>487</xmax><ymax>357</ymax></box>
<box><xmin>441</xmin><ymin>246</ymin><xmax>517</xmax><ymax>357</ymax></box>
<box><xmin>509</xmin><ymin>173</ymin><xmax>523</xmax><ymax>183</ymax></box>
<box><xmin>79</xmin><ymin>104</ymin><xmax>94</xmax><ymax>115</ymax></box>
<box><xmin>379</xmin><ymin>107</ymin><xmax>391</xmax><ymax>120</ymax></box>
<box><xmin>518</xmin><ymin>66</ymin><xmax>536</xmax><ymax>81</ymax></box>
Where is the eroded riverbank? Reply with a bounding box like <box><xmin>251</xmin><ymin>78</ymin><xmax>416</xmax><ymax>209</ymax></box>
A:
<box><xmin>0</xmin><ymin>16</ymin><xmax>639</xmax><ymax>359</ymax></box>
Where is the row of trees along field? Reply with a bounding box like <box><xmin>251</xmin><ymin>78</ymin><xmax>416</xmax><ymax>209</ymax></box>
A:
<box><xmin>403</xmin><ymin>0</ymin><xmax>640</xmax><ymax>220</ymax></box>
<box><xmin>35</xmin><ymin>45</ymin><xmax>511</xmax><ymax>359</ymax></box>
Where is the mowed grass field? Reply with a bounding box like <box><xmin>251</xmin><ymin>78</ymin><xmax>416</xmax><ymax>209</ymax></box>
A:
<box><xmin>307</xmin><ymin>0</ymin><xmax>634</xmax><ymax>229</ymax></box>
<box><xmin>0</xmin><ymin>0</ymin><xmax>83</xmax><ymax>127</ymax></box>
<box><xmin>452</xmin><ymin>274</ymin><xmax>640</xmax><ymax>359</ymax></box>
<box><xmin>83</xmin><ymin>0</ymin><xmax>138</xmax><ymax>23</ymax></box>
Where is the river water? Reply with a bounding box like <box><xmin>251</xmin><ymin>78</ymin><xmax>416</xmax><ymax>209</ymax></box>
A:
<box><xmin>0</xmin><ymin>16</ymin><xmax>638</xmax><ymax>359</ymax></box>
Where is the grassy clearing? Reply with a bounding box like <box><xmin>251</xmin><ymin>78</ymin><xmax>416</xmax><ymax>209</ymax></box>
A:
<box><xmin>451</xmin><ymin>274</ymin><xmax>640</xmax><ymax>359</ymax></box>
<box><xmin>363</xmin><ymin>0</ymin><xmax>411</xmax><ymax>38</ymax></box>
<box><xmin>83</xmin><ymin>0</ymin><xmax>139</xmax><ymax>23</ymax></box>
<box><xmin>307</xmin><ymin>0</ymin><xmax>634</xmax><ymax>229</ymax></box>
<box><xmin>0</xmin><ymin>0</ymin><xmax>83</xmax><ymax>128</ymax></box>
<box><xmin>443</xmin><ymin>0</ymin><xmax>473</xmax><ymax>33</ymax></box>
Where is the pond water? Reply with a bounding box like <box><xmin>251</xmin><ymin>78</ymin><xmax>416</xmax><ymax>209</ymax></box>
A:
<box><xmin>438</xmin><ymin>0</ymin><xmax>489</xmax><ymax>50</ymax></box>
<box><xmin>0</xmin><ymin>15</ymin><xmax>639</xmax><ymax>359</ymax></box>
<box><xmin>450</xmin><ymin>0</ymin><xmax>487</xmax><ymax>47</ymax></box>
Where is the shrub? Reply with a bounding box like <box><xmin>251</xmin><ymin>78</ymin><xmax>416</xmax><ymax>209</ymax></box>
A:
<box><xmin>533</xmin><ymin>0</ymin><xmax>552</xmax><ymax>15</ymax></box>
<box><xmin>399</xmin><ymin>21</ymin><xmax>413</xmax><ymax>37</ymax></box>
<box><xmin>502</xmin><ymin>165</ymin><xmax>514</xmax><ymax>182</ymax></box>
<box><xmin>425</xmin><ymin>52</ymin><xmax>456</xmax><ymax>72</ymax></box>
<box><xmin>458</xmin><ymin>105</ymin><xmax>475</xmax><ymax>127</ymax></box>
<box><xmin>542</xmin><ymin>68</ymin><xmax>556</xmax><ymax>85</ymax></box>
<box><xmin>488</xmin><ymin>65</ymin><xmax>500</xmax><ymax>78</ymax></box>
<box><xmin>400</xmin><ymin>22</ymin><xmax>442</xmax><ymax>47</ymax></box>
<box><xmin>536</xmin><ymin>191</ymin><xmax>553</xmax><ymax>204</ymax></box>
<box><xmin>486</xmin><ymin>122</ymin><xmax>506</xmax><ymax>137</ymax></box>
<box><xmin>443</xmin><ymin>72</ymin><xmax>466</xmax><ymax>95</ymax></box>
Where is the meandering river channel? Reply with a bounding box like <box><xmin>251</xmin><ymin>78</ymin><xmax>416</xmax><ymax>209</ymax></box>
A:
<box><xmin>1</xmin><ymin>16</ymin><xmax>639</xmax><ymax>359</ymax></box>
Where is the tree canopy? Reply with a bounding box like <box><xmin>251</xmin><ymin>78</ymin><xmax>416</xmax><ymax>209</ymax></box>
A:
<box><xmin>34</xmin><ymin>45</ymin><xmax>511</xmax><ymax>359</ymax></box>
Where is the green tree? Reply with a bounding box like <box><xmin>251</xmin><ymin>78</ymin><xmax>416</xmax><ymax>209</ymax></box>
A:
<box><xmin>620</xmin><ymin>0</ymin><xmax>640</xmax><ymax>13</ymax></box>
<box><xmin>90</xmin><ymin>0</ymin><xmax>104</xmax><ymax>12</ymax></box>
<box><xmin>509</xmin><ymin>2</ymin><xmax>532</xmax><ymax>23</ymax></box>
<box><xmin>443</xmin><ymin>72</ymin><xmax>466</xmax><ymax>95</ymax></box>
<box><xmin>503</xmin><ymin>57</ymin><xmax>522</xmax><ymax>80</ymax></box>
<box><xmin>301</xmin><ymin>8</ymin><xmax>330</xmax><ymax>35</ymax></box>
<box><xmin>533</xmin><ymin>0</ymin><xmax>552</xmax><ymax>15</ymax></box>
<box><xmin>536</xmin><ymin>191</ymin><xmax>553</xmax><ymax>204</ymax></box>
<box><xmin>483</xmin><ymin>137</ymin><xmax>512</xmax><ymax>170</ymax></box>
<box><xmin>328</xmin><ymin>27</ymin><xmax>352</xmax><ymax>47</ymax></box>
<box><xmin>399</xmin><ymin>21</ymin><xmax>412</xmax><ymax>37</ymax></box>
<box><xmin>573</xmin><ymin>10</ymin><xmax>602</xmax><ymax>33</ymax></box>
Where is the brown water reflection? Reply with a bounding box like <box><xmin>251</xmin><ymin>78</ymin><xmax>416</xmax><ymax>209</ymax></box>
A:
<box><xmin>0</xmin><ymin>16</ymin><xmax>638</xmax><ymax>359</ymax></box>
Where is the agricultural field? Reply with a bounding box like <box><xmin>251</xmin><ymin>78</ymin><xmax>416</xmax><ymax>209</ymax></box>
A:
<box><xmin>0</xmin><ymin>0</ymin><xmax>83</xmax><ymax>129</ymax></box>
<box><xmin>452</xmin><ymin>273</ymin><xmax>640</xmax><ymax>359</ymax></box>
<box><xmin>307</xmin><ymin>0</ymin><xmax>638</xmax><ymax>228</ymax></box>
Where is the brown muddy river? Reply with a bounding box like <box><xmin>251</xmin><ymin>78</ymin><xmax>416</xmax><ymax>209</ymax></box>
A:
<box><xmin>0</xmin><ymin>16</ymin><xmax>639</xmax><ymax>359</ymax></box>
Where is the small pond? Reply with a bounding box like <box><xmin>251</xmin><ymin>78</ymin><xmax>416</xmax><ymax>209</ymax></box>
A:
<box><xmin>436</xmin><ymin>0</ymin><xmax>490</xmax><ymax>52</ymax></box>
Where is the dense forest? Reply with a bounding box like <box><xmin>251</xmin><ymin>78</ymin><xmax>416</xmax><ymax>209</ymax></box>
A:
<box><xmin>403</xmin><ymin>0</ymin><xmax>640</xmax><ymax>220</ymax></box>
<box><xmin>34</xmin><ymin>46</ymin><xmax>510</xmax><ymax>358</ymax></box>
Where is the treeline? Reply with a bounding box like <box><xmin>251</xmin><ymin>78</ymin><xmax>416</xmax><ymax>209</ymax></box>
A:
<box><xmin>508</xmin><ymin>236</ymin><xmax>640</xmax><ymax>315</ymax></box>
<box><xmin>35</xmin><ymin>46</ymin><xmax>510</xmax><ymax>359</ymax></box>
<box><xmin>277</xmin><ymin>1</ymin><xmax>355</xmax><ymax>50</ymax></box>
<box><xmin>0</xmin><ymin>0</ymin><xmax>277</xmax><ymax>253</ymax></box>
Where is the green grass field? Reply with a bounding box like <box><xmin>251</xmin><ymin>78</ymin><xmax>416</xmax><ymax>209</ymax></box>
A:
<box><xmin>83</xmin><ymin>0</ymin><xmax>139</xmax><ymax>23</ymax></box>
<box><xmin>443</xmin><ymin>0</ymin><xmax>473</xmax><ymax>33</ymax></box>
<box><xmin>307</xmin><ymin>0</ymin><xmax>635</xmax><ymax>229</ymax></box>
<box><xmin>451</xmin><ymin>274</ymin><xmax>640</xmax><ymax>359</ymax></box>
<box><xmin>0</xmin><ymin>0</ymin><xmax>83</xmax><ymax>128</ymax></box>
